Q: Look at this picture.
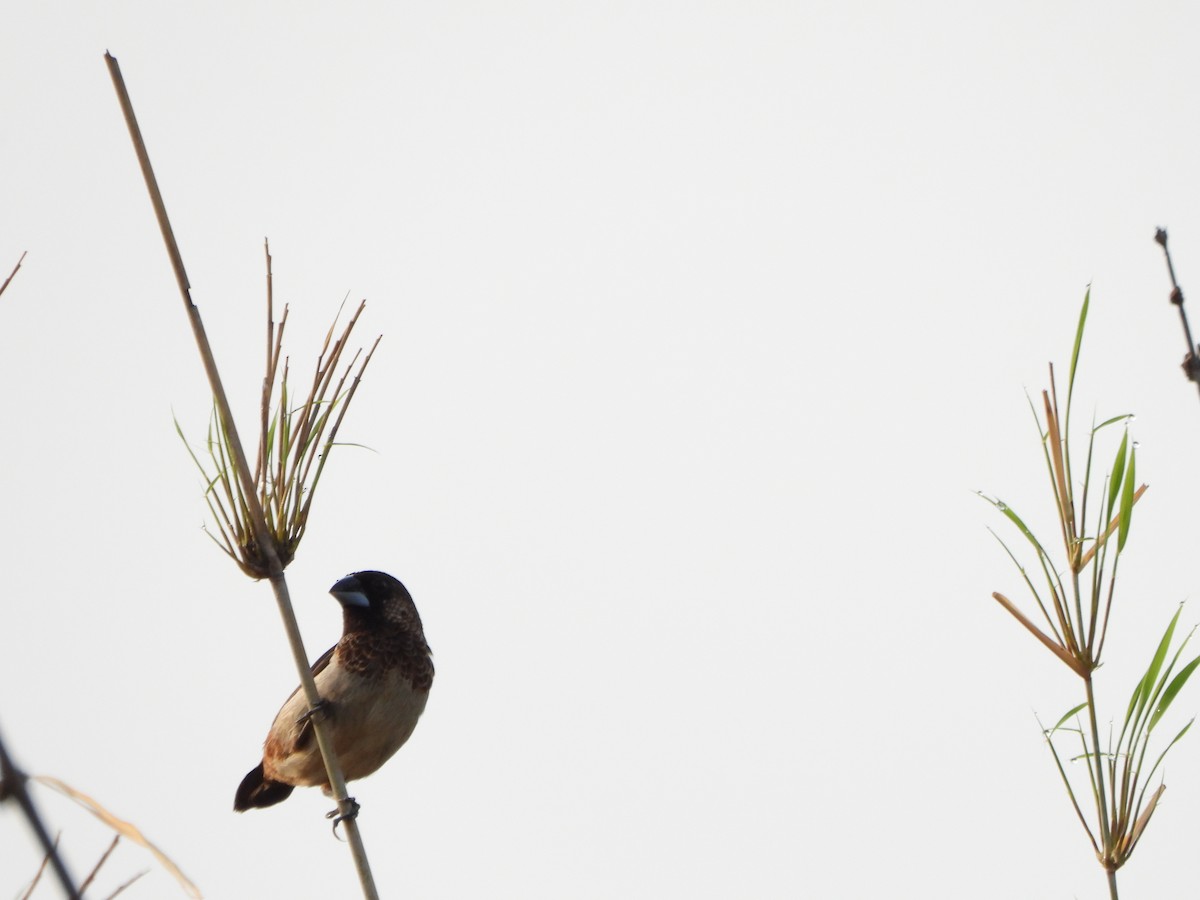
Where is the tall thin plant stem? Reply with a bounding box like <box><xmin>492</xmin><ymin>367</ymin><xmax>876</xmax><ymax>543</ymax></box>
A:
<box><xmin>104</xmin><ymin>51</ymin><xmax>379</xmax><ymax>899</ymax></box>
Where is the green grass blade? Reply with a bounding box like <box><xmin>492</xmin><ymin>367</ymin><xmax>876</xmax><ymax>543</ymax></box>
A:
<box><xmin>1051</xmin><ymin>702</ymin><xmax>1089</xmax><ymax>732</ymax></box>
<box><xmin>1134</xmin><ymin>719</ymin><xmax>1194</xmax><ymax>829</ymax></box>
<box><xmin>1095</xmin><ymin>414</ymin><xmax>1133</xmax><ymax>431</ymax></box>
<box><xmin>987</xmin><ymin>529</ymin><xmax>1065</xmax><ymax>639</ymax></box>
<box><xmin>173</xmin><ymin>411</ymin><xmax>212</xmax><ymax>478</ymax></box>
<box><xmin>1106</xmin><ymin>430</ymin><xmax>1128</xmax><ymax>523</ymax></box>
<box><xmin>978</xmin><ymin>492</ymin><xmax>1041</xmax><ymax>548</ymax></box>
<box><xmin>1150</xmin><ymin>653</ymin><xmax>1200</xmax><ymax>732</ymax></box>
<box><xmin>1038</xmin><ymin>713</ymin><xmax>1101</xmax><ymax>854</ymax></box>
<box><xmin>1066</xmin><ymin>286</ymin><xmax>1090</xmax><ymax>405</ymax></box>
<box><xmin>1128</xmin><ymin>606</ymin><xmax>1182</xmax><ymax>731</ymax></box>
<box><xmin>979</xmin><ymin>492</ymin><xmax>1070</xmax><ymax>619</ymax></box>
<box><xmin>1117</xmin><ymin>443</ymin><xmax>1136</xmax><ymax>552</ymax></box>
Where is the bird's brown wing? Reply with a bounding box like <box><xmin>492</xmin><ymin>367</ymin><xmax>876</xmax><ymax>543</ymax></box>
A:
<box><xmin>279</xmin><ymin>644</ymin><xmax>338</xmax><ymax>753</ymax></box>
<box><xmin>310</xmin><ymin>643</ymin><xmax>338</xmax><ymax>679</ymax></box>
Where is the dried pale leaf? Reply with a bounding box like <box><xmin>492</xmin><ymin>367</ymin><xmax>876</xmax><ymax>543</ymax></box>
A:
<box><xmin>1127</xmin><ymin>783</ymin><xmax>1166</xmax><ymax>852</ymax></box>
<box><xmin>993</xmin><ymin>592</ymin><xmax>1088</xmax><ymax>677</ymax></box>
<box><xmin>32</xmin><ymin>776</ymin><xmax>201</xmax><ymax>898</ymax></box>
<box><xmin>1042</xmin><ymin>391</ymin><xmax>1074</xmax><ymax>541</ymax></box>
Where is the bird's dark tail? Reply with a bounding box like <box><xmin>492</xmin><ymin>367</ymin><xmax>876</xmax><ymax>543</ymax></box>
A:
<box><xmin>234</xmin><ymin>762</ymin><xmax>295</xmax><ymax>811</ymax></box>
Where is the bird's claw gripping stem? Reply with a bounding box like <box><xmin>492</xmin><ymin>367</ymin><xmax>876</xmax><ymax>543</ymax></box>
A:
<box><xmin>298</xmin><ymin>698</ymin><xmax>331</xmax><ymax>726</ymax></box>
<box><xmin>327</xmin><ymin>797</ymin><xmax>360</xmax><ymax>838</ymax></box>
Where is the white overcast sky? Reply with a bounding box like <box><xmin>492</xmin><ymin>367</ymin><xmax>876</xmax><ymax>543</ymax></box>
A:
<box><xmin>6</xmin><ymin>2</ymin><xmax>1200</xmax><ymax>898</ymax></box>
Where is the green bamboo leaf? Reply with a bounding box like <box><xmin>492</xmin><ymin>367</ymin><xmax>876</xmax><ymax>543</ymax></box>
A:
<box><xmin>986</xmin><ymin>529</ymin><xmax>1064</xmax><ymax>643</ymax></box>
<box><xmin>1036</xmin><ymin>713</ymin><xmax>1101</xmax><ymax>854</ymax></box>
<box><xmin>327</xmin><ymin>441</ymin><xmax>377</xmax><ymax>453</ymax></box>
<box><xmin>1165</xmin><ymin>718</ymin><xmax>1194</xmax><ymax>753</ymax></box>
<box><xmin>1117</xmin><ymin>442</ymin><xmax>1137</xmax><ymax>552</ymax></box>
<box><xmin>1128</xmin><ymin>607</ymin><xmax>1182</xmax><ymax>729</ymax></box>
<box><xmin>1067</xmin><ymin>286</ymin><xmax>1090</xmax><ymax>403</ymax></box>
<box><xmin>1150</xmin><ymin>654</ymin><xmax>1200</xmax><ymax>732</ymax></box>
<box><xmin>173</xmin><ymin>411</ymin><xmax>210</xmax><ymax>478</ymax></box>
<box><xmin>1024</xmin><ymin>390</ymin><xmax>1049</xmax><ymax>440</ymax></box>
<box><xmin>265</xmin><ymin>411</ymin><xmax>279</xmax><ymax>465</ymax></box>
<box><xmin>977</xmin><ymin>492</ymin><xmax>1038</xmax><ymax>544</ymax></box>
<box><xmin>1137</xmin><ymin>719</ymin><xmax>1195</xmax><ymax>810</ymax></box>
<box><xmin>1106</xmin><ymin>429</ymin><xmax>1128</xmax><ymax>522</ymax></box>
<box><xmin>1095</xmin><ymin>413</ymin><xmax>1134</xmax><ymax>431</ymax></box>
<box><xmin>279</xmin><ymin>380</ymin><xmax>292</xmax><ymax>458</ymax></box>
<box><xmin>1050</xmin><ymin>702</ymin><xmax>1089</xmax><ymax>732</ymax></box>
<box><xmin>978</xmin><ymin>495</ymin><xmax>1067</xmax><ymax>605</ymax></box>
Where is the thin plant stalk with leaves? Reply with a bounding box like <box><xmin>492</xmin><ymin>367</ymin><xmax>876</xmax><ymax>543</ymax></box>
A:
<box><xmin>106</xmin><ymin>51</ymin><xmax>383</xmax><ymax>899</ymax></box>
<box><xmin>981</xmin><ymin>291</ymin><xmax>1200</xmax><ymax>899</ymax></box>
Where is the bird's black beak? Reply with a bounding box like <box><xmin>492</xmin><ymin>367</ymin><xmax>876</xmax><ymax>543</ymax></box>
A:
<box><xmin>330</xmin><ymin>574</ymin><xmax>370</xmax><ymax>608</ymax></box>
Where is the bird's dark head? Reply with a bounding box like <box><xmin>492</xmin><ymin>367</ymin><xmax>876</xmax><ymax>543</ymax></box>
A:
<box><xmin>330</xmin><ymin>570</ymin><xmax>424</xmax><ymax>636</ymax></box>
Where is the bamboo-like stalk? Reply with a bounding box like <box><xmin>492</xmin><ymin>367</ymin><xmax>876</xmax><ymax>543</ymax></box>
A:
<box><xmin>104</xmin><ymin>52</ymin><xmax>379</xmax><ymax>898</ymax></box>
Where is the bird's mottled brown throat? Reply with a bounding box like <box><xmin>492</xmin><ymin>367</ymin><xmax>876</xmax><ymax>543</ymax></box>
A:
<box><xmin>234</xmin><ymin>570</ymin><xmax>433</xmax><ymax>812</ymax></box>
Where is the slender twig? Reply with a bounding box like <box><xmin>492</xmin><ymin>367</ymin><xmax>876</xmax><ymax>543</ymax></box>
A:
<box><xmin>0</xmin><ymin>251</ymin><xmax>26</xmax><ymax>300</ymax></box>
<box><xmin>105</xmin><ymin>870</ymin><xmax>149</xmax><ymax>899</ymax></box>
<box><xmin>18</xmin><ymin>832</ymin><xmax>58</xmax><ymax>900</ymax></box>
<box><xmin>79</xmin><ymin>834</ymin><xmax>121</xmax><ymax>895</ymax></box>
<box><xmin>0</xmin><ymin>725</ymin><xmax>80</xmax><ymax>899</ymax></box>
<box><xmin>104</xmin><ymin>51</ymin><xmax>378</xmax><ymax>898</ymax></box>
<box><xmin>1154</xmin><ymin>228</ymin><xmax>1200</xmax><ymax>400</ymax></box>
